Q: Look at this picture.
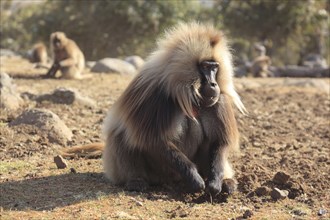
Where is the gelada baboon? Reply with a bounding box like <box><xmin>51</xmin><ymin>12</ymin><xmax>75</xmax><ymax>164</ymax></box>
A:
<box><xmin>250</xmin><ymin>43</ymin><xmax>272</xmax><ymax>77</ymax></box>
<box><xmin>46</xmin><ymin>32</ymin><xmax>86</xmax><ymax>79</ymax></box>
<box><xmin>250</xmin><ymin>55</ymin><xmax>271</xmax><ymax>77</ymax></box>
<box><xmin>29</xmin><ymin>43</ymin><xmax>48</xmax><ymax>65</ymax></box>
<box><xmin>63</xmin><ymin>22</ymin><xmax>246</xmax><ymax>195</ymax></box>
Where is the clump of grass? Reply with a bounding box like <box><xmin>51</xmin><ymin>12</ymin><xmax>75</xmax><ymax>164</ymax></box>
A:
<box><xmin>0</xmin><ymin>160</ymin><xmax>32</xmax><ymax>174</ymax></box>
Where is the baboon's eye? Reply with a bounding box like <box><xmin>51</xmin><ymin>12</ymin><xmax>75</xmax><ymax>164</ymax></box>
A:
<box><xmin>200</xmin><ymin>60</ymin><xmax>219</xmax><ymax>72</ymax></box>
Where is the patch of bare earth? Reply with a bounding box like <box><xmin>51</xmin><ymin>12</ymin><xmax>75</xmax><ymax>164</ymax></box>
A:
<box><xmin>1</xmin><ymin>56</ymin><xmax>329</xmax><ymax>219</ymax></box>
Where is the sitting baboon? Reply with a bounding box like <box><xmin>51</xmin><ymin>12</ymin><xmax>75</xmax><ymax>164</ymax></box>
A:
<box><xmin>29</xmin><ymin>43</ymin><xmax>48</xmax><ymax>65</ymax></box>
<box><xmin>62</xmin><ymin>23</ymin><xmax>246</xmax><ymax>195</ymax></box>
<box><xmin>250</xmin><ymin>55</ymin><xmax>271</xmax><ymax>77</ymax></box>
<box><xmin>46</xmin><ymin>32</ymin><xmax>86</xmax><ymax>79</ymax></box>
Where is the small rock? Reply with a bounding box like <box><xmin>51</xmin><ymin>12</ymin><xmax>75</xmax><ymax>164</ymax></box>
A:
<box><xmin>124</xmin><ymin>55</ymin><xmax>145</xmax><ymax>70</ymax></box>
<box><xmin>91</xmin><ymin>58</ymin><xmax>136</xmax><ymax>75</ymax></box>
<box><xmin>263</xmin><ymin>122</ymin><xmax>272</xmax><ymax>130</ymax></box>
<box><xmin>36</xmin><ymin>88</ymin><xmax>95</xmax><ymax>107</ymax></box>
<box><xmin>318</xmin><ymin>209</ymin><xmax>327</xmax><ymax>216</ymax></box>
<box><xmin>302</xmin><ymin>54</ymin><xmax>328</xmax><ymax>68</ymax></box>
<box><xmin>0</xmin><ymin>72</ymin><xmax>23</xmax><ymax>110</ymax></box>
<box><xmin>255</xmin><ymin>186</ymin><xmax>270</xmax><ymax>197</ymax></box>
<box><xmin>54</xmin><ymin>155</ymin><xmax>68</xmax><ymax>169</ymax></box>
<box><xmin>85</xmin><ymin>61</ymin><xmax>96</xmax><ymax>69</ymax></box>
<box><xmin>252</xmin><ymin>141</ymin><xmax>262</xmax><ymax>147</ymax></box>
<box><xmin>273</xmin><ymin>171</ymin><xmax>290</xmax><ymax>185</ymax></box>
<box><xmin>243</xmin><ymin>209</ymin><xmax>253</xmax><ymax>219</ymax></box>
<box><xmin>70</xmin><ymin>168</ymin><xmax>77</xmax><ymax>173</ymax></box>
<box><xmin>292</xmin><ymin>209</ymin><xmax>306</xmax><ymax>216</ymax></box>
<box><xmin>0</xmin><ymin>49</ymin><xmax>18</xmax><ymax>57</ymax></box>
<box><xmin>279</xmin><ymin>66</ymin><xmax>329</xmax><ymax>78</ymax></box>
<box><xmin>24</xmin><ymin>173</ymin><xmax>37</xmax><ymax>179</ymax></box>
<box><xmin>9</xmin><ymin>108</ymin><xmax>73</xmax><ymax>145</ymax></box>
<box><xmin>129</xmin><ymin>197</ymin><xmax>143</xmax><ymax>206</ymax></box>
<box><xmin>21</xmin><ymin>91</ymin><xmax>37</xmax><ymax>101</ymax></box>
<box><xmin>288</xmin><ymin>181</ymin><xmax>304</xmax><ymax>199</ymax></box>
<box><xmin>270</xmin><ymin>187</ymin><xmax>289</xmax><ymax>200</ymax></box>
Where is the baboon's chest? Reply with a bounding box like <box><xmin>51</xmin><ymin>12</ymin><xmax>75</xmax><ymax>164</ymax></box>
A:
<box><xmin>175</xmin><ymin>118</ymin><xmax>204</xmax><ymax>159</ymax></box>
<box><xmin>54</xmin><ymin>50</ymin><xmax>68</xmax><ymax>61</ymax></box>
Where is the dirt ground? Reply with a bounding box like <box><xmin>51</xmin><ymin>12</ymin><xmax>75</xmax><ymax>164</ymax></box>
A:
<box><xmin>0</xmin><ymin>56</ymin><xmax>329</xmax><ymax>220</ymax></box>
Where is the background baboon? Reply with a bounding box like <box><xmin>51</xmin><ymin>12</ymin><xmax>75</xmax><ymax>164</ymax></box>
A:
<box><xmin>250</xmin><ymin>55</ymin><xmax>272</xmax><ymax>77</ymax></box>
<box><xmin>29</xmin><ymin>43</ymin><xmax>48</xmax><ymax>65</ymax></box>
<box><xmin>46</xmin><ymin>32</ymin><xmax>85</xmax><ymax>79</ymax></box>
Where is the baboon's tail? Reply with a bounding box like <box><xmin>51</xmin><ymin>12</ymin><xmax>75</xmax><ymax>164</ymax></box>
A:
<box><xmin>60</xmin><ymin>142</ymin><xmax>104</xmax><ymax>159</ymax></box>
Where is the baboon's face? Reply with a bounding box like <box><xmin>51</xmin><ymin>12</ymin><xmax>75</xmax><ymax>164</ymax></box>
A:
<box><xmin>160</xmin><ymin>25</ymin><xmax>224</xmax><ymax>108</ymax></box>
<box><xmin>198</xmin><ymin>60</ymin><xmax>220</xmax><ymax>107</ymax></box>
<box><xmin>51</xmin><ymin>32</ymin><xmax>67</xmax><ymax>49</ymax></box>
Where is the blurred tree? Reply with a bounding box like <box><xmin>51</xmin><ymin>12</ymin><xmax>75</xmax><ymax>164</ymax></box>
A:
<box><xmin>1</xmin><ymin>0</ymin><xmax>328</xmax><ymax>65</ymax></box>
<box><xmin>1</xmin><ymin>0</ymin><xmax>201</xmax><ymax>60</ymax></box>
<box><xmin>0</xmin><ymin>0</ymin><xmax>13</xmax><ymax>11</ymax></box>
<box><xmin>213</xmin><ymin>0</ymin><xmax>329</xmax><ymax>65</ymax></box>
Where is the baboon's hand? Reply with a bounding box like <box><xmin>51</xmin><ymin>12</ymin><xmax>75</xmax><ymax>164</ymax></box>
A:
<box><xmin>188</xmin><ymin>167</ymin><xmax>205</xmax><ymax>192</ymax></box>
<box><xmin>206</xmin><ymin>178</ymin><xmax>222</xmax><ymax>196</ymax></box>
<box><xmin>206</xmin><ymin>178</ymin><xmax>237</xmax><ymax>196</ymax></box>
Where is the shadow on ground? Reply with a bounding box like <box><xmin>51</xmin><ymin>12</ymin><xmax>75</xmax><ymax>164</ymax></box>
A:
<box><xmin>0</xmin><ymin>172</ymin><xmax>229</xmax><ymax>211</ymax></box>
<box><xmin>9</xmin><ymin>73</ymin><xmax>47</xmax><ymax>80</ymax></box>
<box><xmin>0</xmin><ymin>172</ymin><xmax>117</xmax><ymax>211</ymax></box>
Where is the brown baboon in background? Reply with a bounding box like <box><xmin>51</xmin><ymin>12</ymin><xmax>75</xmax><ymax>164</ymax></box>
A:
<box><xmin>46</xmin><ymin>32</ymin><xmax>86</xmax><ymax>79</ymax></box>
<box><xmin>62</xmin><ymin>23</ymin><xmax>246</xmax><ymax>195</ymax></box>
<box><xmin>250</xmin><ymin>43</ymin><xmax>272</xmax><ymax>77</ymax></box>
<box><xmin>29</xmin><ymin>42</ymin><xmax>48</xmax><ymax>65</ymax></box>
<box><xmin>250</xmin><ymin>55</ymin><xmax>271</xmax><ymax>77</ymax></box>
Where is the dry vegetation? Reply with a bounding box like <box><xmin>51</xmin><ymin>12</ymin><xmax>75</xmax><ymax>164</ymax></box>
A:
<box><xmin>0</xmin><ymin>56</ymin><xmax>329</xmax><ymax>219</ymax></box>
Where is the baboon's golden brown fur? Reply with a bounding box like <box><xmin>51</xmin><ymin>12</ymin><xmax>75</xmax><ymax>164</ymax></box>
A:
<box><xmin>62</xmin><ymin>23</ymin><xmax>246</xmax><ymax>194</ymax></box>
<box><xmin>250</xmin><ymin>55</ymin><xmax>271</xmax><ymax>77</ymax></box>
<box><xmin>46</xmin><ymin>32</ymin><xmax>85</xmax><ymax>79</ymax></box>
<box><xmin>30</xmin><ymin>43</ymin><xmax>48</xmax><ymax>65</ymax></box>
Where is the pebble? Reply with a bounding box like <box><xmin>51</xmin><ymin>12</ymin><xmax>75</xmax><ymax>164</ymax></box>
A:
<box><xmin>255</xmin><ymin>186</ymin><xmax>270</xmax><ymax>197</ymax></box>
<box><xmin>36</xmin><ymin>88</ymin><xmax>96</xmax><ymax>107</ymax></box>
<box><xmin>292</xmin><ymin>209</ymin><xmax>306</xmax><ymax>216</ymax></box>
<box><xmin>270</xmin><ymin>187</ymin><xmax>289</xmax><ymax>200</ymax></box>
<box><xmin>273</xmin><ymin>171</ymin><xmax>290</xmax><ymax>184</ymax></box>
<box><xmin>243</xmin><ymin>209</ymin><xmax>253</xmax><ymax>219</ymax></box>
<box><xmin>54</xmin><ymin>155</ymin><xmax>68</xmax><ymax>169</ymax></box>
<box><xmin>70</xmin><ymin>168</ymin><xmax>77</xmax><ymax>173</ymax></box>
<box><xmin>129</xmin><ymin>197</ymin><xmax>143</xmax><ymax>206</ymax></box>
<box><xmin>318</xmin><ymin>209</ymin><xmax>327</xmax><ymax>216</ymax></box>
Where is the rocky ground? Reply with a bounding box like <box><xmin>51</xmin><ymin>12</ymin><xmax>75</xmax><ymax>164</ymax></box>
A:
<box><xmin>0</xmin><ymin>56</ymin><xmax>329</xmax><ymax>219</ymax></box>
